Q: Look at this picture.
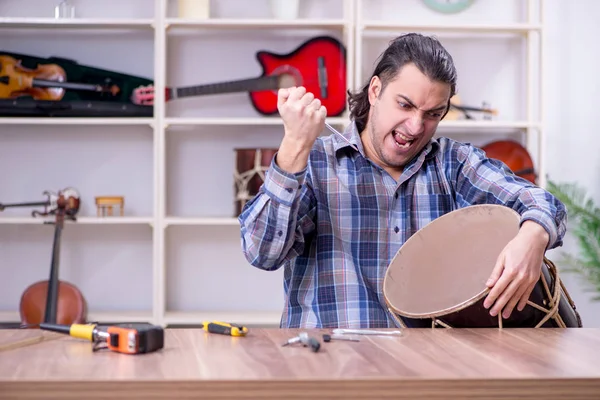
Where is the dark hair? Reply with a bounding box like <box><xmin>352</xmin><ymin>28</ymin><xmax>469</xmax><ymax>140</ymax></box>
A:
<box><xmin>348</xmin><ymin>33</ymin><xmax>458</xmax><ymax>133</ymax></box>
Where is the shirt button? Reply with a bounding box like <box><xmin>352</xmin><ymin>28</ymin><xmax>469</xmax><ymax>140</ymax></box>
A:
<box><xmin>394</xmin><ymin>226</ymin><xmax>399</xmax><ymax>233</ymax></box>
<box><xmin>394</xmin><ymin>192</ymin><xmax>398</xmax><ymax>199</ymax></box>
<box><xmin>286</xmin><ymin>188</ymin><xmax>293</xmax><ymax>193</ymax></box>
<box><xmin>278</xmin><ymin>230</ymin><xmax>283</xmax><ymax>237</ymax></box>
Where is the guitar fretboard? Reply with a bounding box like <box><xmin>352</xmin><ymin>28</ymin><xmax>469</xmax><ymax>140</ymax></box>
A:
<box><xmin>171</xmin><ymin>75</ymin><xmax>281</xmax><ymax>99</ymax></box>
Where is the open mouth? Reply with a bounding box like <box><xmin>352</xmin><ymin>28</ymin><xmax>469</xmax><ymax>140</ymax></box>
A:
<box><xmin>392</xmin><ymin>130</ymin><xmax>414</xmax><ymax>149</ymax></box>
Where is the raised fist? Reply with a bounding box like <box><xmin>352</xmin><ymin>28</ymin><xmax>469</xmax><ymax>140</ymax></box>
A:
<box><xmin>277</xmin><ymin>86</ymin><xmax>327</xmax><ymax>151</ymax></box>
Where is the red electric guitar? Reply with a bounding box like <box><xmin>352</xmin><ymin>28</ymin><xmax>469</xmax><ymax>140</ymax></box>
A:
<box><xmin>131</xmin><ymin>36</ymin><xmax>347</xmax><ymax>117</ymax></box>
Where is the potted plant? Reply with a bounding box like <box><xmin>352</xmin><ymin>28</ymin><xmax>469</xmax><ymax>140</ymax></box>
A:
<box><xmin>547</xmin><ymin>180</ymin><xmax>600</xmax><ymax>300</ymax></box>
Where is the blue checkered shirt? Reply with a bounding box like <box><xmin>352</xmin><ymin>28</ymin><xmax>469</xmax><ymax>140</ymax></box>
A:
<box><xmin>238</xmin><ymin>122</ymin><xmax>567</xmax><ymax>329</ymax></box>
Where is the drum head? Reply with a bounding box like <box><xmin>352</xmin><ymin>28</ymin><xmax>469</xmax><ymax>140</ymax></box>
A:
<box><xmin>383</xmin><ymin>204</ymin><xmax>521</xmax><ymax>319</ymax></box>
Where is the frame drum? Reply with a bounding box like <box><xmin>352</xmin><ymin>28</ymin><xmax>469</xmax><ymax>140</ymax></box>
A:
<box><xmin>233</xmin><ymin>148</ymin><xmax>278</xmax><ymax>216</ymax></box>
<box><xmin>383</xmin><ymin>204</ymin><xmax>582</xmax><ymax>328</ymax></box>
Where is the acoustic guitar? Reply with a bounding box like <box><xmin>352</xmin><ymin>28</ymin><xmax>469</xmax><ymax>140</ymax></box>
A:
<box><xmin>131</xmin><ymin>36</ymin><xmax>347</xmax><ymax>117</ymax></box>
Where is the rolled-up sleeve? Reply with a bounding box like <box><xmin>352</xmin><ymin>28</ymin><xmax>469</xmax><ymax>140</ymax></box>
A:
<box><xmin>450</xmin><ymin>144</ymin><xmax>567</xmax><ymax>249</ymax></box>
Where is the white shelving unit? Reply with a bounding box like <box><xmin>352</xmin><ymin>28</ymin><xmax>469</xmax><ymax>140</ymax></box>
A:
<box><xmin>355</xmin><ymin>0</ymin><xmax>544</xmax><ymax>182</ymax></box>
<box><xmin>0</xmin><ymin>0</ymin><xmax>543</xmax><ymax>327</ymax></box>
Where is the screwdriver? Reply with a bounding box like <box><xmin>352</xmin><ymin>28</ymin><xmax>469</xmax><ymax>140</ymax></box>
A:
<box><xmin>324</xmin><ymin>122</ymin><xmax>359</xmax><ymax>152</ymax></box>
<box><xmin>322</xmin><ymin>334</ymin><xmax>360</xmax><ymax>343</ymax></box>
<box><xmin>201</xmin><ymin>321</ymin><xmax>248</xmax><ymax>337</ymax></box>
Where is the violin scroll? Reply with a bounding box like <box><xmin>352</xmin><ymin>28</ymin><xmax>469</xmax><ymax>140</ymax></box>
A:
<box><xmin>0</xmin><ymin>187</ymin><xmax>80</xmax><ymax>218</ymax></box>
<box><xmin>31</xmin><ymin>187</ymin><xmax>81</xmax><ymax>219</ymax></box>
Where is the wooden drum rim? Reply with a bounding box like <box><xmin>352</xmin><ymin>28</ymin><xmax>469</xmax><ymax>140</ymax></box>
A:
<box><xmin>383</xmin><ymin>204</ymin><xmax>521</xmax><ymax>320</ymax></box>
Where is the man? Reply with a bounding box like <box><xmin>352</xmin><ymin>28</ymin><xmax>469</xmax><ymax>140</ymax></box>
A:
<box><xmin>238</xmin><ymin>33</ymin><xmax>567</xmax><ymax>329</ymax></box>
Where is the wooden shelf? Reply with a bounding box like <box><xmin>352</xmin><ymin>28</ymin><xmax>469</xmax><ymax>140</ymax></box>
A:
<box><xmin>165</xmin><ymin>18</ymin><xmax>347</xmax><ymax>30</ymax></box>
<box><xmin>0</xmin><ymin>310</ymin><xmax>280</xmax><ymax>327</ymax></box>
<box><xmin>360</xmin><ymin>21</ymin><xmax>541</xmax><ymax>35</ymax></box>
<box><xmin>164</xmin><ymin>116</ymin><xmax>349</xmax><ymax>127</ymax></box>
<box><xmin>0</xmin><ymin>217</ymin><xmax>154</xmax><ymax>225</ymax></box>
<box><xmin>163</xmin><ymin>118</ymin><xmax>536</xmax><ymax>131</ymax></box>
<box><xmin>0</xmin><ymin>118</ymin><xmax>153</xmax><ymax>126</ymax></box>
<box><xmin>0</xmin><ymin>311</ymin><xmax>154</xmax><ymax>324</ymax></box>
<box><xmin>438</xmin><ymin>120</ymin><xmax>540</xmax><ymax>130</ymax></box>
<box><xmin>165</xmin><ymin>217</ymin><xmax>239</xmax><ymax>227</ymax></box>
<box><xmin>0</xmin><ymin>17</ymin><xmax>155</xmax><ymax>29</ymax></box>
<box><xmin>0</xmin><ymin>117</ymin><xmax>528</xmax><ymax>130</ymax></box>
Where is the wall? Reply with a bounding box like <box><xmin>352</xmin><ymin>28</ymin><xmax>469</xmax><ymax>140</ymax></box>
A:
<box><xmin>543</xmin><ymin>0</ymin><xmax>600</xmax><ymax>326</ymax></box>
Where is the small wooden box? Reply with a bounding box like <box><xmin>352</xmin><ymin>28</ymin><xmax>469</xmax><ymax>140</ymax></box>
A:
<box><xmin>95</xmin><ymin>196</ymin><xmax>124</xmax><ymax>217</ymax></box>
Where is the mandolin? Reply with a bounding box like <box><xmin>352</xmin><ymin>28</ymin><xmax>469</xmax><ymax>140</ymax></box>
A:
<box><xmin>131</xmin><ymin>36</ymin><xmax>347</xmax><ymax>117</ymax></box>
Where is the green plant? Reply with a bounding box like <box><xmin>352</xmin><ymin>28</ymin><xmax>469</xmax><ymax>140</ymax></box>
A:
<box><xmin>546</xmin><ymin>180</ymin><xmax>600</xmax><ymax>300</ymax></box>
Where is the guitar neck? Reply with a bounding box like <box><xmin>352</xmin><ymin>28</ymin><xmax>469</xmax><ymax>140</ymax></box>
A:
<box><xmin>171</xmin><ymin>75</ymin><xmax>280</xmax><ymax>99</ymax></box>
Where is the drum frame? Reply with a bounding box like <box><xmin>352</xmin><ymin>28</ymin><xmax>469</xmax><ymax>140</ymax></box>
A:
<box><xmin>233</xmin><ymin>148</ymin><xmax>277</xmax><ymax>215</ymax></box>
<box><xmin>386</xmin><ymin>257</ymin><xmax>580</xmax><ymax>329</ymax></box>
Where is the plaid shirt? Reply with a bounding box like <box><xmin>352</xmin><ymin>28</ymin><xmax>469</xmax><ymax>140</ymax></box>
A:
<box><xmin>238</xmin><ymin>122</ymin><xmax>567</xmax><ymax>329</ymax></box>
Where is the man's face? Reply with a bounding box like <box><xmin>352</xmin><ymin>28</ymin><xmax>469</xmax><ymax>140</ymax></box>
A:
<box><xmin>362</xmin><ymin>63</ymin><xmax>451</xmax><ymax>176</ymax></box>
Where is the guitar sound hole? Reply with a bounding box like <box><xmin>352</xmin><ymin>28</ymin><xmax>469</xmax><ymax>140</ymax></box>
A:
<box><xmin>277</xmin><ymin>73</ymin><xmax>298</xmax><ymax>89</ymax></box>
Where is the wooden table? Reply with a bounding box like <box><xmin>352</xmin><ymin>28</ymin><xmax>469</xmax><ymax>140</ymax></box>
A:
<box><xmin>1</xmin><ymin>328</ymin><xmax>600</xmax><ymax>399</ymax></box>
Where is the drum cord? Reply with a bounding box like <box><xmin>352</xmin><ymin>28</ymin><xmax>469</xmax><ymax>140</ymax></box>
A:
<box><xmin>524</xmin><ymin>258</ymin><xmax>562</xmax><ymax>327</ymax></box>
<box><xmin>234</xmin><ymin>149</ymin><xmax>270</xmax><ymax>211</ymax></box>
<box><xmin>528</xmin><ymin>257</ymin><xmax>582</xmax><ymax>328</ymax></box>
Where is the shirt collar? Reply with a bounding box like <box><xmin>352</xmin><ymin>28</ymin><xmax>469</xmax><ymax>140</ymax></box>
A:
<box><xmin>422</xmin><ymin>139</ymin><xmax>440</xmax><ymax>160</ymax></box>
<box><xmin>332</xmin><ymin>121</ymin><xmax>363</xmax><ymax>154</ymax></box>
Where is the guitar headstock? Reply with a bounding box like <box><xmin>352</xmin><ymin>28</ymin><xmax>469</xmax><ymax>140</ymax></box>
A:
<box><xmin>131</xmin><ymin>85</ymin><xmax>156</xmax><ymax>105</ymax></box>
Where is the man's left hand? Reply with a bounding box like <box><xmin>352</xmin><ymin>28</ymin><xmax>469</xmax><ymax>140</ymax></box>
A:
<box><xmin>483</xmin><ymin>220</ymin><xmax>550</xmax><ymax>319</ymax></box>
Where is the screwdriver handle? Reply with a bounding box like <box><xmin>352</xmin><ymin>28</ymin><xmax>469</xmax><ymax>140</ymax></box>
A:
<box><xmin>206</xmin><ymin>323</ymin><xmax>230</xmax><ymax>335</ymax></box>
<box><xmin>323</xmin><ymin>334</ymin><xmax>360</xmax><ymax>342</ymax></box>
<box><xmin>202</xmin><ymin>321</ymin><xmax>248</xmax><ymax>336</ymax></box>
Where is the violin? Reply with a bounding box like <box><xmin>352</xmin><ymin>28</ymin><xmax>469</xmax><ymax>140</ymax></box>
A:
<box><xmin>481</xmin><ymin>140</ymin><xmax>537</xmax><ymax>184</ymax></box>
<box><xmin>0</xmin><ymin>55</ymin><xmax>119</xmax><ymax>101</ymax></box>
<box><xmin>445</xmin><ymin>95</ymin><xmax>498</xmax><ymax>120</ymax></box>
<box><xmin>0</xmin><ymin>188</ymin><xmax>87</xmax><ymax>327</ymax></box>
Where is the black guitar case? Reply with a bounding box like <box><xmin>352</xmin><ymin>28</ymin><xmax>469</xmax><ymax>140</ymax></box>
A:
<box><xmin>0</xmin><ymin>50</ymin><xmax>154</xmax><ymax>117</ymax></box>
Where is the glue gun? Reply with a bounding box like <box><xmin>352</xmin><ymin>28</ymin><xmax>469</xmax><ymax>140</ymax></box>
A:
<box><xmin>282</xmin><ymin>332</ymin><xmax>321</xmax><ymax>352</ymax></box>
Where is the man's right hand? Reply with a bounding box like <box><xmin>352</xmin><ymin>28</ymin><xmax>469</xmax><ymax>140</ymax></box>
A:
<box><xmin>276</xmin><ymin>86</ymin><xmax>327</xmax><ymax>173</ymax></box>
